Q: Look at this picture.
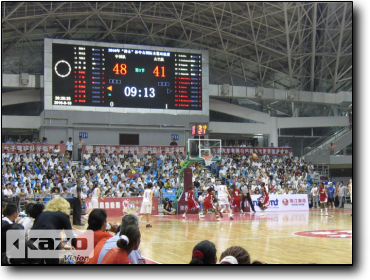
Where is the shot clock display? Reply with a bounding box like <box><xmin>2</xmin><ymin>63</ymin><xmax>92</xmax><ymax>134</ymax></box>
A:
<box><xmin>191</xmin><ymin>124</ymin><xmax>208</xmax><ymax>136</ymax></box>
<box><xmin>51</xmin><ymin>42</ymin><xmax>202</xmax><ymax>110</ymax></box>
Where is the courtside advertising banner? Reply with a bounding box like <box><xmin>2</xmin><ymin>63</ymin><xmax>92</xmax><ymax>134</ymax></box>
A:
<box><xmin>251</xmin><ymin>194</ymin><xmax>309</xmax><ymax>212</ymax></box>
<box><xmin>85</xmin><ymin>197</ymin><xmax>159</xmax><ymax>217</ymax></box>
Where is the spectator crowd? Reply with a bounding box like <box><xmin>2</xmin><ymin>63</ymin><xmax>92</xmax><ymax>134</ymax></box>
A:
<box><xmin>2</xmin><ymin>143</ymin><xmax>352</xmax><ymax>210</ymax></box>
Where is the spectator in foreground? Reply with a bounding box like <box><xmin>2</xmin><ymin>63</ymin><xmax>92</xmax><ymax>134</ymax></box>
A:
<box><xmin>2</xmin><ymin>204</ymin><xmax>19</xmax><ymax>227</ymax></box>
<box><xmin>189</xmin><ymin>240</ymin><xmax>217</xmax><ymax>264</ymax></box>
<box><xmin>100</xmin><ymin>225</ymin><xmax>141</xmax><ymax>264</ymax></box>
<box><xmin>97</xmin><ymin>214</ymin><xmax>142</xmax><ymax>264</ymax></box>
<box><xmin>76</xmin><ymin>209</ymin><xmax>117</xmax><ymax>264</ymax></box>
<box><xmin>219</xmin><ymin>246</ymin><xmax>251</xmax><ymax>264</ymax></box>
<box><xmin>31</xmin><ymin>197</ymin><xmax>77</xmax><ymax>264</ymax></box>
<box><xmin>18</xmin><ymin>203</ymin><xmax>45</xmax><ymax>238</ymax></box>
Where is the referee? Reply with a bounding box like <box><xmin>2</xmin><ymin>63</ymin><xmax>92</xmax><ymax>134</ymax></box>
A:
<box><xmin>72</xmin><ymin>179</ymin><xmax>84</xmax><ymax>226</ymax></box>
<box><xmin>240</xmin><ymin>181</ymin><xmax>256</xmax><ymax>214</ymax></box>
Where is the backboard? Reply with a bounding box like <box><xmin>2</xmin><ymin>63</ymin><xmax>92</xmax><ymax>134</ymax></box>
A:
<box><xmin>187</xmin><ymin>139</ymin><xmax>222</xmax><ymax>162</ymax></box>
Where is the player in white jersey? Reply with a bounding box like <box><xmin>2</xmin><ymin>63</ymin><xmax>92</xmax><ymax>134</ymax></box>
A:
<box><xmin>217</xmin><ymin>184</ymin><xmax>234</xmax><ymax>220</ymax></box>
<box><xmin>140</xmin><ymin>182</ymin><xmax>153</xmax><ymax>228</ymax></box>
<box><xmin>84</xmin><ymin>183</ymin><xmax>103</xmax><ymax>220</ymax></box>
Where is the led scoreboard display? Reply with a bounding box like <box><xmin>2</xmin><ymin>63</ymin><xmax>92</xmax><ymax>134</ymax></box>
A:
<box><xmin>52</xmin><ymin>43</ymin><xmax>202</xmax><ymax>110</ymax></box>
<box><xmin>191</xmin><ymin>124</ymin><xmax>208</xmax><ymax>136</ymax></box>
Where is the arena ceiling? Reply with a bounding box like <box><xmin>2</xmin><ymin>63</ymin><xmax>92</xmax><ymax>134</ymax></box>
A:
<box><xmin>2</xmin><ymin>2</ymin><xmax>352</xmax><ymax>95</ymax></box>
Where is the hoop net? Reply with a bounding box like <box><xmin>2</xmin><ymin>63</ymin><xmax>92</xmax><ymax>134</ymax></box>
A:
<box><xmin>202</xmin><ymin>156</ymin><xmax>213</xmax><ymax>166</ymax></box>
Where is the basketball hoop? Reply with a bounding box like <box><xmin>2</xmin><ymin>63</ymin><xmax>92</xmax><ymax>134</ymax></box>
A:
<box><xmin>202</xmin><ymin>156</ymin><xmax>213</xmax><ymax>166</ymax></box>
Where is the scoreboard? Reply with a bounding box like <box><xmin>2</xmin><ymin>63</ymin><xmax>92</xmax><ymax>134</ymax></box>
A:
<box><xmin>191</xmin><ymin>124</ymin><xmax>208</xmax><ymax>136</ymax></box>
<box><xmin>51</xmin><ymin>42</ymin><xmax>203</xmax><ymax>110</ymax></box>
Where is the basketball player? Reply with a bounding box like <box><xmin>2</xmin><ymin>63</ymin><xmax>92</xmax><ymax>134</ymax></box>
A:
<box><xmin>318</xmin><ymin>183</ymin><xmax>328</xmax><ymax>215</ymax></box>
<box><xmin>202</xmin><ymin>187</ymin><xmax>221</xmax><ymax>220</ymax></box>
<box><xmin>240</xmin><ymin>181</ymin><xmax>256</xmax><ymax>214</ymax></box>
<box><xmin>183</xmin><ymin>185</ymin><xmax>202</xmax><ymax>220</ymax></box>
<box><xmin>217</xmin><ymin>183</ymin><xmax>234</xmax><ymax>220</ymax></box>
<box><xmin>230</xmin><ymin>185</ymin><xmax>242</xmax><ymax>213</ymax></box>
<box><xmin>140</xmin><ymin>182</ymin><xmax>153</xmax><ymax>228</ymax></box>
<box><xmin>257</xmin><ymin>167</ymin><xmax>270</xmax><ymax>216</ymax></box>
<box><xmin>84</xmin><ymin>183</ymin><xmax>103</xmax><ymax>219</ymax></box>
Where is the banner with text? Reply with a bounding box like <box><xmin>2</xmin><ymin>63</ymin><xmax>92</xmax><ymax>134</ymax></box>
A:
<box><xmin>82</xmin><ymin>145</ymin><xmax>186</xmax><ymax>155</ymax></box>
<box><xmin>2</xmin><ymin>144</ymin><xmax>66</xmax><ymax>154</ymax></box>
<box><xmin>250</xmin><ymin>194</ymin><xmax>309</xmax><ymax>212</ymax></box>
<box><xmin>213</xmin><ymin>147</ymin><xmax>291</xmax><ymax>156</ymax></box>
<box><xmin>85</xmin><ymin>197</ymin><xmax>158</xmax><ymax>217</ymax></box>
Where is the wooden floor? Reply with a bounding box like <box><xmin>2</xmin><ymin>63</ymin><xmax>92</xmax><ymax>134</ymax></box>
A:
<box><xmin>73</xmin><ymin>209</ymin><xmax>352</xmax><ymax>264</ymax></box>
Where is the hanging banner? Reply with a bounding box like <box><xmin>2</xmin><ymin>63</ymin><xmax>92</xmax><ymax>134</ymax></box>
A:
<box><xmin>2</xmin><ymin>144</ymin><xmax>66</xmax><ymax>154</ymax></box>
<box><xmin>212</xmin><ymin>147</ymin><xmax>292</xmax><ymax>157</ymax></box>
<box><xmin>85</xmin><ymin>197</ymin><xmax>159</xmax><ymax>217</ymax></box>
<box><xmin>82</xmin><ymin>145</ymin><xmax>186</xmax><ymax>155</ymax></box>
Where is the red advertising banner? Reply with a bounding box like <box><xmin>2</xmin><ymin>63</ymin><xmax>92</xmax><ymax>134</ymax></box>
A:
<box><xmin>2</xmin><ymin>144</ymin><xmax>66</xmax><ymax>154</ymax></box>
<box><xmin>84</xmin><ymin>197</ymin><xmax>158</xmax><ymax>217</ymax></box>
<box><xmin>82</xmin><ymin>145</ymin><xmax>186</xmax><ymax>155</ymax></box>
<box><xmin>213</xmin><ymin>147</ymin><xmax>292</xmax><ymax>156</ymax></box>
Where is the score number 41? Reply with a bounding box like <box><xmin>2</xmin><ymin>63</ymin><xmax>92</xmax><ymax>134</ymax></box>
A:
<box><xmin>113</xmin><ymin>64</ymin><xmax>165</xmax><ymax>77</ymax></box>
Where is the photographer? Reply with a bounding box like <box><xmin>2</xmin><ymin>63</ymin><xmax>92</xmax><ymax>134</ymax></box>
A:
<box><xmin>163</xmin><ymin>198</ymin><xmax>176</xmax><ymax>215</ymax></box>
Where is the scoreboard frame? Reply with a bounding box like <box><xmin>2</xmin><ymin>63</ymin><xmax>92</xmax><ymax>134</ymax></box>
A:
<box><xmin>44</xmin><ymin>38</ymin><xmax>209</xmax><ymax>116</ymax></box>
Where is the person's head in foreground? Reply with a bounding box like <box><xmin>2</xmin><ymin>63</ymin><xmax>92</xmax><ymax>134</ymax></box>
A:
<box><xmin>87</xmin><ymin>209</ymin><xmax>107</xmax><ymax>231</ymax></box>
<box><xmin>44</xmin><ymin>197</ymin><xmax>70</xmax><ymax>215</ymax></box>
<box><xmin>219</xmin><ymin>246</ymin><xmax>251</xmax><ymax>264</ymax></box>
<box><xmin>189</xmin><ymin>240</ymin><xmax>217</xmax><ymax>264</ymax></box>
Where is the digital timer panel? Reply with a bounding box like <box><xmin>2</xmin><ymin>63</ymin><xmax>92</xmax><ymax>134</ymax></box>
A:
<box><xmin>52</xmin><ymin>43</ymin><xmax>202</xmax><ymax>110</ymax></box>
<box><xmin>191</xmin><ymin>124</ymin><xmax>208</xmax><ymax>136</ymax></box>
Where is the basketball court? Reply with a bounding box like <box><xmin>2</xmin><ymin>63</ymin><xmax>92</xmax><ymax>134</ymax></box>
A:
<box><xmin>73</xmin><ymin>208</ymin><xmax>352</xmax><ymax>264</ymax></box>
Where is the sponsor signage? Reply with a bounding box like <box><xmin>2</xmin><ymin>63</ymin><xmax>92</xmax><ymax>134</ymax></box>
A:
<box><xmin>251</xmin><ymin>194</ymin><xmax>309</xmax><ymax>212</ymax></box>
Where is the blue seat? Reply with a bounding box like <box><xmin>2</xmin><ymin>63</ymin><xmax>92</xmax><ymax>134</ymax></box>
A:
<box><xmin>163</xmin><ymin>188</ymin><xmax>167</xmax><ymax>192</ymax></box>
<box><xmin>130</xmin><ymin>180</ymin><xmax>135</xmax><ymax>183</ymax></box>
<box><xmin>170</xmin><ymin>193</ymin><xmax>176</xmax><ymax>200</ymax></box>
<box><xmin>154</xmin><ymin>193</ymin><xmax>159</xmax><ymax>197</ymax></box>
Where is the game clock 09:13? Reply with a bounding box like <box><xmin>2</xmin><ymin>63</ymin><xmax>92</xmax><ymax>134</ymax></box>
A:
<box><xmin>52</xmin><ymin>43</ymin><xmax>202</xmax><ymax>110</ymax></box>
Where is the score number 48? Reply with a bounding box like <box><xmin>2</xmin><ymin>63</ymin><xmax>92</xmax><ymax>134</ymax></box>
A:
<box><xmin>113</xmin><ymin>64</ymin><xmax>165</xmax><ymax>77</ymax></box>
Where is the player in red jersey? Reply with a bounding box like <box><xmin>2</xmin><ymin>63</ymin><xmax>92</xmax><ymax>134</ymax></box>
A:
<box><xmin>183</xmin><ymin>185</ymin><xmax>202</xmax><ymax>220</ymax></box>
<box><xmin>319</xmin><ymin>182</ymin><xmax>328</xmax><ymax>215</ymax></box>
<box><xmin>230</xmin><ymin>184</ymin><xmax>242</xmax><ymax>213</ymax></box>
<box><xmin>202</xmin><ymin>187</ymin><xmax>222</xmax><ymax>220</ymax></box>
<box><xmin>257</xmin><ymin>167</ymin><xmax>270</xmax><ymax>216</ymax></box>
